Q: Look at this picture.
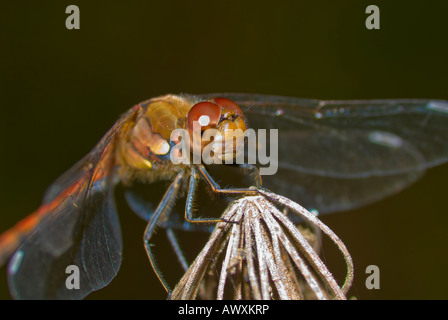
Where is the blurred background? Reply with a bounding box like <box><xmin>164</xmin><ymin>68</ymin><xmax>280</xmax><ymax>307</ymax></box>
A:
<box><xmin>0</xmin><ymin>0</ymin><xmax>447</xmax><ymax>299</ymax></box>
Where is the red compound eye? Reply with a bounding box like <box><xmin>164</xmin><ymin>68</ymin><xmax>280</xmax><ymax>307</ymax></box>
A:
<box><xmin>186</xmin><ymin>101</ymin><xmax>221</xmax><ymax>133</ymax></box>
<box><xmin>213</xmin><ymin>97</ymin><xmax>243</xmax><ymax>115</ymax></box>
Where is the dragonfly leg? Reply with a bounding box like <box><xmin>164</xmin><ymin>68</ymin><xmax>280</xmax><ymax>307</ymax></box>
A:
<box><xmin>143</xmin><ymin>170</ymin><xmax>184</xmax><ymax>295</ymax></box>
<box><xmin>184</xmin><ymin>166</ymin><xmax>222</xmax><ymax>224</ymax></box>
<box><xmin>196</xmin><ymin>164</ymin><xmax>259</xmax><ymax>195</ymax></box>
<box><xmin>184</xmin><ymin>165</ymin><xmax>258</xmax><ymax>224</ymax></box>
<box><xmin>165</xmin><ymin>228</ymin><xmax>189</xmax><ymax>272</ymax></box>
<box><xmin>125</xmin><ymin>185</ymin><xmax>215</xmax><ymax>232</ymax></box>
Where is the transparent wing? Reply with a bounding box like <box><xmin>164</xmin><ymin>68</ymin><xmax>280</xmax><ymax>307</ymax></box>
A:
<box><xmin>7</xmin><ymin>106</ymin><xmax>140</xmax><ymax>299</ymax></box>
<box><xmin>201</xmin><ymin>93</ymin><xmax>448</xmax><ymax>213</ymax></box>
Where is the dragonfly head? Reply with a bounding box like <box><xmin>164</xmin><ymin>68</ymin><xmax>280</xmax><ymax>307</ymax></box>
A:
<box><xmin>185</xmin><ymin>97</ymin><xmax>247</xmax><ymax>163</ymax></box>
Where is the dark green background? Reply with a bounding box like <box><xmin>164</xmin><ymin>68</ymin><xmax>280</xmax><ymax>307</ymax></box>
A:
<box><xmin>1</xmin><ymin>1</ymin><xmax>447</xmax><ymax>299</ymax></box>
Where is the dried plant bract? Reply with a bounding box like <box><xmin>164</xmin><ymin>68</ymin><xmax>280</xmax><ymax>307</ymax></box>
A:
<box><xmin>172</xmin><ymin>189</ymin><xmax>354</xmax><ymax>300</ymax></box>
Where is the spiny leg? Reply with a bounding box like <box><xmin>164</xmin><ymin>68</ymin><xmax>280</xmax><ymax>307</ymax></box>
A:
<box><xmin>184</xmin><ymin>166</ymin><xmax>223</xmax><ymax>224</ymax></box>
<box><xmin>126</xmin><ymin>188</ymin><xmax>191</xmax><ymax>273</ymax></box>
<box><xmin>184</xmin><ymin>165</ymin><xmax>258</xmax><ymax>225</ymax></box>
<box><xmin>165</xmin><ymin>228</ymin><xmax>189</xmax><ymax>272</ymax></box>
<box><xmin>143</xmin><ymin>170</ymin><xmax>184</xmax><ymax>295</ymax></box>
<box><xmin>126</xmin><ymin>184</ymin><xmax>214</xmax><ymax>230</ymax></box>
<box><xmin>196</xmin><ymin>164</ymin><xmax>259</xmax><ymax>195</ymax></box>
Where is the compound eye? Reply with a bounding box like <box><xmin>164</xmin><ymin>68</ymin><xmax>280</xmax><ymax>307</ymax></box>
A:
<box><xmin>186</xmin><ymin>101</ymin><xmax>221</xmax><ymax>133</ymax></box>
<box><xmin>213</xmin><ymin>97</ymin><xmax>243</xmax><ymax>116</ymax></box>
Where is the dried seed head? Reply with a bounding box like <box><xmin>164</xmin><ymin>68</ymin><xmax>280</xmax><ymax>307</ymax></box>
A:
<box><xmin>171</xmin><ymin>189</ymin><xmax>354</xmax><ymax>300</ymax></box>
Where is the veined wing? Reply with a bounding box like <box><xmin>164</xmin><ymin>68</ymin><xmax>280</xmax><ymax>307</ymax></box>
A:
<box><xmin>201</xmin><ymin>93</ymin><xmax>448</xmax><ymax>213</ymax></box>
<box><xmin>2</xmin><ymin>105</ymin><xmax>141</xmax><ymax>299</ymax></box>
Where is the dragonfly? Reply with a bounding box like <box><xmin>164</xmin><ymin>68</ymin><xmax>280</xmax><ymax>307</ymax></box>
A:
<box><xmin>0</xmin><ymin>93</ymin><xmax>448</xmax><ymax>299</ymax></box>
